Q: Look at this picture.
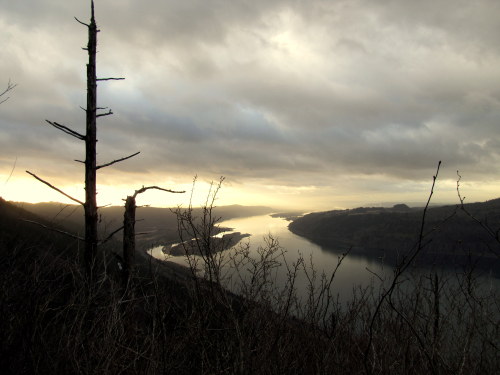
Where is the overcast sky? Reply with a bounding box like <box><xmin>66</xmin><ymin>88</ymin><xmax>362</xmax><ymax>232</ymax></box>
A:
<box><xmin>1</xmin><ymin>0</ymin><xmax>500</xmax><ymax>210</ymax></box>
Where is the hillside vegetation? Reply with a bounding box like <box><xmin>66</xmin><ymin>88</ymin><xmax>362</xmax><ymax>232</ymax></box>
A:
<box><xmin>289</xmin><ymin>199</ymin><xmax>500</xmax><ymax>273</ymax></box>
<box><xmin>1</xmin><ymin>197</ymin><xmax>499</xmax><ymax>374</ymax></box>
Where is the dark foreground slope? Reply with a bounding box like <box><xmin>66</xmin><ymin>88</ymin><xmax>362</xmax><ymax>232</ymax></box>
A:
<box><xmin>289</xmin><ymin>199</ymin><xmax>500</xmax><ymax>272</ymax></box>
<box><xmin>0</xmin><ymin>198</ymin><xmax>347</xmax><ymax>374</ymax></box>
<box><xmin>2</xmin><ymin>197</ymin><xmax>499</xmax><ymax>374</ymax></box>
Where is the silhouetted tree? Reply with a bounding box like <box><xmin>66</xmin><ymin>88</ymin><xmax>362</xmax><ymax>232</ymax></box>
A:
<box><xmin>26</xmin><ymin>1</ymin><xmax>135</xmax><ymax>281</ymax></box>
<box><xmin>122</xmin><ymin>185</ymin><xmax>183</xmax><ymax>288</ymax></box>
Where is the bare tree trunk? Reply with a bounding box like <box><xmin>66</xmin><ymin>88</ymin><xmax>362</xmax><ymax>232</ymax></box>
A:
<box><xmin>84</xmin><ymin>2</ymin><xmax>98</xmax><ymax>279</ymax></box>
<box><xmin>28</xmin><ymin>0</ymin><xmax>132</xmax><ymax>283</ymax></box>
<box><xmin>123</xmin><ymin>195</ymin><xmax>136</xmax><ymax>286</ymax></box>
<box><xmin>122</xmin><ymin>186</ymin><xmax>184</xmax><ymax>287</ymax></box>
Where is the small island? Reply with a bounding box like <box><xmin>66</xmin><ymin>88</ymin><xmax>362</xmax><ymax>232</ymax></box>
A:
<box><xmin>163</xmin><ymin>231</ymin><xmax>251</xmax><ymax>256</ymax></box>
<box><xmin>270</xmin><ymin>212</ymin><xmax>304</xmax><ymax>221</ymax></box>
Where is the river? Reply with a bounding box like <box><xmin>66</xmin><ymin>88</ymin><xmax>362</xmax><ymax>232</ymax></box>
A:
<box><xmin>149</xmin><ymin>214</ymin><xmax>394</xmax><ymax>303</ymax></box>
<box><xmin>148</xmin><ymin>212</ymin><xmax>499</xmax><ymax>323</ymax></box>
<box><xmin>149</xmin><ymin>214</ymin><xmax>500</xmax><ymax>301</ymax></box>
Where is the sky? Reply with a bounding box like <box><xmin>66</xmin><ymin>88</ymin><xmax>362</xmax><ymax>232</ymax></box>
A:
<box><xmin>1</xmin><ymin>0</ymin><xmax>500</xmax><ymax>211</ymax></box>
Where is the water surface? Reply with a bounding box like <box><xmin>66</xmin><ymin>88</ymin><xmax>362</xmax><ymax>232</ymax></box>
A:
<box><xmin>149</xmin><ymin>214</ymin><xmax>391</xmax><ymax>303</ymax></box>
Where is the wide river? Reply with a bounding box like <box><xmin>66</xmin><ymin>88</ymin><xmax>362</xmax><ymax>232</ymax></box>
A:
<box><xmin>149</xmin><ymin>214</ymin><xmax>395</xmax><ymax>304</ymax></box>
<box><xmin>149</xmin><ymin>213</ymin><xmax>500</xmax><ymax>307</ymax></box>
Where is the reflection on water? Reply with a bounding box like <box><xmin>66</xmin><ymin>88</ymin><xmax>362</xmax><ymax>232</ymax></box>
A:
<box><xmin>149</xmin><ymin>214</ymin><xmax>392</xmax><ymax>303</ymax></box>
<box><xmin>148</xmin><ymin>214</ymin><xmax>500</xmax><ymax>317</ymax></box>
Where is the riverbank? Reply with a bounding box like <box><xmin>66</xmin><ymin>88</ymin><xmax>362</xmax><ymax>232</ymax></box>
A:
<box><xmin>159</xmin><ymin>231</ymin><xmax>251</xmax><ymax>256</ymax></box>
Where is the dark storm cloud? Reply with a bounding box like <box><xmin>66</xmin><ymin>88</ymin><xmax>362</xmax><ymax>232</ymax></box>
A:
<box><xmin>1</xmin><ymin>0</ymin><xmax>500</xmax><ymax>205</ymax></box>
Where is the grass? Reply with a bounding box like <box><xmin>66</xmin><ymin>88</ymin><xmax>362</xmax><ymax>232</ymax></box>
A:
<box><xmin>1</xmin><ymin>196</ymin><xmax>499</xmax><ymax>374</ymax></box>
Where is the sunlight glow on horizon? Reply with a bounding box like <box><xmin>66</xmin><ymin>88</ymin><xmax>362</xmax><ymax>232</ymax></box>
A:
<box><xmin>3</xmin><ymin>172</ymin><xmax>499</xmax><ymax>212</ymax></box>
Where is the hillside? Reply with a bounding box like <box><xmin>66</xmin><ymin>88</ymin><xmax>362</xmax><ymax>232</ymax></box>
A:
<box><xmin>2</xmin><ymin>196</ymin><xmax>499</xmax><ymax>373</ymax></box>
<box><xmin>12</xmin><ymin>202</ymin><xmax>273</xmax><ymax>250</ymax></box>
<box><xmin>0</xmin><ymin>197</ymin><xmax>82</xmax><ymax>254</ymax></box>
<box><xmin>289</xmin><ymin>199</ymin><xmax>500</xmax><ymax>271</ymax></box>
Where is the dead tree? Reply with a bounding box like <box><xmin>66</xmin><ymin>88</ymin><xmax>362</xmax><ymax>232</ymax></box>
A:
<box><xmin>122</xmin><ymin>186</ymin><xmax>184</xmax><ymax>287</ymax></box>
<box><xmin>26</xmin><ymin>1</ymin><xmax>133</xmax><ymax>281</ymax></box>
<box><xmin>82</xmin><ymin>0</ymin><xmax>99</xmax><ymax>280</ymax></box>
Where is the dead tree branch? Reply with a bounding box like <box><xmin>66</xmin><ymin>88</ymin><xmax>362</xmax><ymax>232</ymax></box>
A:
<box><xmin>96</xmin><ymin>151</ymin><xmax>141</xmax><ymax>170</ymax></box>
<box><xmin>0</xmin><ymin>79</ymin><xmax>17</xmax><ymax>105</ymax></box>
<box><xmin>46</xmin><ymin>120</ymin><xmax>85</xmax><ymax>140</ymax></box>
<box><xmin>26</xmin><ymin>171</ymin><xmax>84</xmax><ymax>206</ymax></box>
<box><xmin>97</xmin><ymin>77</ymin><xmax>125</xmax><ymax>81</ymax></box>
<box><xmin>74</xmin><ymin>17</ymin><xmax>89</xmax><ymax>27</ymax></box>
<box><xmin>96</xmin><ymin>109</ymin><xmax>113</xmax><ymax>117</ymax></box>
<box><xmin>132</xmin><ymin>185</ymin><xmax>185</xmax><ymax>198</ymax></box>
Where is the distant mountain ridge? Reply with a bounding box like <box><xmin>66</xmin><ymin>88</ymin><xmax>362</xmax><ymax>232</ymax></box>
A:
<box><xmin>10</xmin><ymin>201</ymin><xmax>273</xmax><ymax>250</ymax></box>
<box><xmin>289</xmin><ymin>198</ymin><xmax>500</xmax><ymax>273</ymax></box>
<box><xmin>0</xmin><ymin>197</ymin><xmax>79</xmax><ymax>254</ymax></box>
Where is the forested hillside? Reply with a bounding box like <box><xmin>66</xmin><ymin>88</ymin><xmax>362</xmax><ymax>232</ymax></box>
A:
<box><xmin>289</xmin><ymin>199</ymin><xmax>500</xmax><ymax>271</ymax></box>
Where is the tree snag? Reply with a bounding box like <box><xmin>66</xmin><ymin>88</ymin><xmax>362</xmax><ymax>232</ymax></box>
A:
<box><xmin>83</xmin><ymin>1</ymin><xmax>98</xmax><ymax>280</ymax></box>
<box><xmin>122</xmin><ymin>186</ymin><xmax>184</xmax><ymax>287</ymax></box>
<box><xmin>28</xmin><ymin>1</ymin><xmax>133</xmax><ymax>282</ymax></box>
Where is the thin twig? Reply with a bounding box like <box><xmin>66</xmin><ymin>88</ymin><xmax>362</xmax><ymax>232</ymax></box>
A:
<box><xmin>364</xmin><ymin>161</ymin><xmax>442</xmax><ymax>374</ymax></box>
<box><xmin>3</xmin><ymin>156</ymin><xmax>17</xmax><ymax>185</ymax></box>
<box><xmin>0</xmin><ymin>79</ymin><xmax>17</xmax><ymax>105</ymax></box>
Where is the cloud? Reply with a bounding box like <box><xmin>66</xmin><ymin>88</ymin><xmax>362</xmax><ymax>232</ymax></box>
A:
<box><xmin>1</xmin><ymin>0</ymin><xmax>500</xmax><ymax>208</ymax></box>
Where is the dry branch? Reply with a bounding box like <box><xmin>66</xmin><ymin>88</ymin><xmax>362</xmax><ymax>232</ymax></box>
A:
<box><xmin>0</xmin><ymin>79</ymin><xmax>17</xmax><ymax>105</ymax></box>
<box><xmin>74</xmin><ymin>17</ymin><xmax>89</xmax><ymax>27</ymax></box>
<box><xmin>26</xmin><ymin>170</ymin><xmax>84</xmax><ymax>206</ymax></box>
<box><xmin>96</xmin><ymin>109</ymin><xmax>113</xmax><ymax>117</ymax></box>
<box><xmin>46</xmin><ymin>120</ymin><xmax>85</xmax><ymax>140</ymax></box>
<box><xmin>132</xmin><ymin>185</ymin><xmax>185</xmax><ymax>198</ymax></box>
<box><xmin>96</xmin><ymin>151</ymin><xmax>141</xmax><ymax>170</ymax></box>
<box><xmin>97</xmin><ymin>78</ymin><xmax>125</xmax><ymax>81</ymax></box>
